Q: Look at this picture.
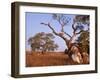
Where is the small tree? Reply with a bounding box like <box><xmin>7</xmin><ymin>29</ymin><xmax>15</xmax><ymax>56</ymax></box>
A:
<box><xmin>28</xmin><ymin>32</ymin><xmax>58</xmax><ymax>53</ymax></box>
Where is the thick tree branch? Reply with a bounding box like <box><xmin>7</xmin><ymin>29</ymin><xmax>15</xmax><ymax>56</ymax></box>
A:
<box><xmin>69</xmin><ymin>33</ymin><xmax>76</xmax><ymax>43</ymax></box>
<box><xmin>70</xmin><ymin>23</ymin><xmax>80</xmax><ymax>43</ymax></box>
<box><xmin>70</xmin><ymin>23</ymin><xmax>83</xmax><ymax>43</ymax></box>
<box><xmin>41</xmin><ymin>22</ymin><xmax>58</xmax><ymax>35</ymax></box>
<box><xmin>41</xmin><ymin>22</ymin><xmax>69</xmax><ymax>46</ymax></box>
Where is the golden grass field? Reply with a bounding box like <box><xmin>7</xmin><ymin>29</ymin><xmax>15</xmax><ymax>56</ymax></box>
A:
<box><xmin>26</xmin><ymin>51</ymin><xmax>80</xmax><ymax>67</ymax></box>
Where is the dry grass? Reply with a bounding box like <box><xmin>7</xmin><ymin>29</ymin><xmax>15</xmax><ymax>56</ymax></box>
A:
<box><xmin>26</xmin><ymin>51</ymin><xmax>79</xmax><ymax>67</ymax></box>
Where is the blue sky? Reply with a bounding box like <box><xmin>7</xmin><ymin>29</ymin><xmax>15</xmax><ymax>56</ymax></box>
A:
<box><xmin>25</xmin><ymin>12</ymin><xmax>79</xmax><ymax>51</ymax></box>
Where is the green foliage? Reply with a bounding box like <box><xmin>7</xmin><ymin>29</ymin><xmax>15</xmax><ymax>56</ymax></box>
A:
<box><xmin>52</xmin><ymin>14</ymin><xmax>71</xmax><ymax>27</ymax></box>
<box><xmin>74</xmin><ymin>15</ymin><xmax>90</xmax><ymax>26</ymax></box>
<box><xmin>76</xmin><ymin>30</ymin><xmax>89</xmax><ymax>53</ymax></box>
<box><xmin>28</xmin><ymin>32</ymin><xmax>58</xmax><ymax>52</ymax></box>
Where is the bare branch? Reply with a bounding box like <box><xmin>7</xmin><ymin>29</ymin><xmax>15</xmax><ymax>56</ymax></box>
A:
<box><xmin>76</xmin><ymin>30</ymin><xmax>83</xmax><ymax>35</ymax></box>
<box><xmin>41</xmin><ymin>22</ymin><xmax>69</xmax><ymax>46</ymax></box>
<box><xmin>41</xmin><ymin>23</ymin><xmax>48</xmax><ymax>26</ymax></box>
<box><xmin>48</xmin><ymin>23</ymin><xmax>59</xmax><ymax>36</ymax></box>
<box><xmin>70</xmin><ymin>23</ymin><xmax>79</xmax><ymax>43</ymax></box>
<box><xmin>69</xmin><ymin>33</ymin><xmax>76</xmax><ymax>43</ymax></box>
<box><xmin>64</xmin><ymin>31</ymin><xmax>72</xmax><ymax>38</ymax></box>
<box><xmin>41</xmin><ymin>22</ymin><xmax>59</xmax><ymax>36</ymax></box>
<box><xmin>70</xmin><ymin>24</ymin><xmax>83</xmax><ymax>43</ymax></box>
<box><xmin>58</xmin><ymin>18</ymin><xmax>62</xmax><ymax>25</ymax></box>
<box><xmin>57</xmin><ymin>17</ymin><xmax>65</xmax><ymax>32</ymax></box>
<box><xmin>72</xmin><ymin>23</ymin><xmax>76</xmax><ymax>31</ymax></box>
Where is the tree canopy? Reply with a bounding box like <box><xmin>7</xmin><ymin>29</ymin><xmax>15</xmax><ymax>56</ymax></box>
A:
<box><xmin>76</xmin><ymin>30</ymin><xmax>89</xmax><ymax>53</ymax></box>
<box><xmin>28</xmin><ymin>32</ymin><xmax>58</xmax><ymax>53</ymax></box>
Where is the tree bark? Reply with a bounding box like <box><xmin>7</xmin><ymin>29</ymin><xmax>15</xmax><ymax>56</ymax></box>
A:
<box><xmin>41</xmin><ymin>22</ymin><xmax>82</xmax><ymax>50</ymax></box>
<box><xmin>41</xmin><ymin>22</ymin><xmax>70</xmax><ymax>48</ymax></box>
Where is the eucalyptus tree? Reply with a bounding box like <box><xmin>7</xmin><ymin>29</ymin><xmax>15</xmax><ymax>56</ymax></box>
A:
<box><xmin>41</xmin><ymin>14</ymin><xmax>89</xmax><ymax>63</ymax></box>
<box><xmin>28</xmin><ymin>32</ymin><xmax>58</xmax><ymax>54</ymax></box>
<box><xmin>41</xmin><ymin>14</ymin><xmax>89</xmax><ymax>50</ymax></box>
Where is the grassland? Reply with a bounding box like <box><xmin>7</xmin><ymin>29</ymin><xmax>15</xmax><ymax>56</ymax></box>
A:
<box><xmin>26</xmin><ymin>51</ymin><xmax>80</xmax><ymax>67</ymax></box>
